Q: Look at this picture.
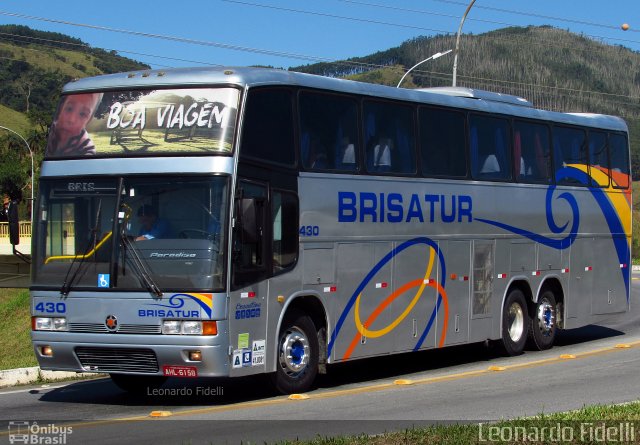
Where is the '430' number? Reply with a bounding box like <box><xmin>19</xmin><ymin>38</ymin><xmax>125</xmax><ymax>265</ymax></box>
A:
<box><xmin>35</xmin><ymin>302</ymin><xmax>66</xmax><ymax>314</ymax></box>
<box><xmin>299</xmin><ymin>225</ymin><xmax>319</xmax><ymax>237</ymax></box>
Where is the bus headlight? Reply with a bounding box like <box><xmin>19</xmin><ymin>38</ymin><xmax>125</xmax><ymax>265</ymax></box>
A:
<box><xmin>162</xmin><ymin>320</ymin><xmax>217</xmax><ymax>336</ymax></box>
<box><xmin>162</xmin><ymin>320</ymin><xmax>182</xmax><ymax>335</ymax></box>
<box><xmin>32</xmin><ymin>317</ymin><xmax>68</xmax><ymax>331</ymax></box>
<box><xmin>181</xmin><ymin>321</ymin><xmax>202</xmax><ymax>335</ymax></box>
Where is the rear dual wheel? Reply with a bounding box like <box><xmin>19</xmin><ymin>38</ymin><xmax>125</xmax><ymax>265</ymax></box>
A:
<box><xmin>528</xmin><ymin>290</ymin><xmax>557</xmax><ymax>350</ymax></box>
<box><xmin>501</xmin><ymin>289</ymin><xmax>529</xmax><ymax>356</ymax></box>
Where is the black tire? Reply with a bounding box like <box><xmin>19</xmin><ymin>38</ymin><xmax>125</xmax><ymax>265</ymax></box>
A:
<box><xmin>272</xmin><ymin>310</ymin><xmax>319</xmax><ymax>394</ymax></box>
<box><xmin>501</xmin><ymin>289</ymin><xmax>529</xmax><ymax>356</ymax></box>
<box><xmin>527</xmin><ymin>289</ymin><xmax>557</xmax><ymax>351</ymax></box>
<box><xmin>109</xmin><ymin>374</ymin><xmax>167</xmax><ymax>395</ymax></box>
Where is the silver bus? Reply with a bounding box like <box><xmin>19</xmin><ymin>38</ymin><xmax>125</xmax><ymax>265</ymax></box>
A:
<box><xmin>27</xmin><ymin>66</ymin><xmax>631</xmax><ymax>394</ymax></box>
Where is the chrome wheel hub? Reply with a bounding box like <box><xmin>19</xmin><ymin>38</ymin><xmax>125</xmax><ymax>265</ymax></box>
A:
<box><xmin>507</xmin><ymin>302</ymin><xmax>524</xmax><ymax>342</ymax></box>
<box><xmin>279</xmin><ymin>327</ymin><xmax>310</xmax><ymax>376</ymax></box>
<box><xmin>536</xmin><ymin>299</ymin><xmax>555</xmax><ymax>336</ymax></box>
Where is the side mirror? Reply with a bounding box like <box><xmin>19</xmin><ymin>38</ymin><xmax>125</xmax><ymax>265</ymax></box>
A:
<box><xmin>7</xmin><ymin>200</ymin><xmax>19</xmax><ymax>246</ymax></box>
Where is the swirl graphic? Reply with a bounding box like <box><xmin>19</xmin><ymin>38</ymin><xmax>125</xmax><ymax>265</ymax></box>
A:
<box><xmin>476</xmin><ymin>165</ymin><xmax>630</xmax><ymax>298</ymax></box>
<box><xmin>476</xmin><ymin>168</ymin><xmax>582</xmax><ymax>250</ymax></box>
<box><xmin>328</xmin><ymin>237</ymin><xmax>448</xmax><ymax>359</ymax></box>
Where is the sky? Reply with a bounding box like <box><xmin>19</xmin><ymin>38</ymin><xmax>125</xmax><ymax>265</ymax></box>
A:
<box><xmin>0</xmin><ymin>0</ymin><xmax>638</xmax><ymax>70</ymax></box>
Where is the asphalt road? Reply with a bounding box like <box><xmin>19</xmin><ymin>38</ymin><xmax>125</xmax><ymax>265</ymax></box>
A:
<box><xmin>1</xmin><ymin>274</ymin><xmax>639</xmax><ymax>445</ymax></box>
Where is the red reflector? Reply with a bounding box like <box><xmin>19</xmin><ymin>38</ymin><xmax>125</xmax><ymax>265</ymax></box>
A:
<box><xmin>532</xmin><ymin>271</ymin><xmax>540</xmax><ymax>276</ymax></box>
<box><xmin>585</xmin><ymin>266</ymin><xmax>593</xmax><ymax>271</ymax></box>
<box><xmin>561</xmin><ymin>268</ymin><xmax>569</xmax><ymax>274</ymax></box>
<box><xmin>497</xmin><ymin>273</ymin><xmax>507</xmax><ymax>279</ymax></box>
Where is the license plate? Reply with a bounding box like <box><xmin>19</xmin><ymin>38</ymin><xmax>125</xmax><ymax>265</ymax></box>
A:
<box><xmin>162</xmin><ymin>365</ymin><xmax>198</xmax><ymax>378</ymax></box>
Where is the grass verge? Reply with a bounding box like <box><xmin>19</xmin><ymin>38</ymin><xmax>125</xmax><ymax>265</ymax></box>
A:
<box><xmin>0</xmin><ymin>287</ymin><xmax>37</xmax><ymax>369</ymax></box>
<box><xmin>270</xmin><ymin>402</ymin><xmax>640</xmax><ymax>444</ymax></box>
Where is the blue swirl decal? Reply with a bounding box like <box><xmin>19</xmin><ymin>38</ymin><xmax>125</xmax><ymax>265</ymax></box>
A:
<box><xmin>328</xmin><ymin>237</ymin><xmax>447</xmax><ymax>357</ymax></box>
<box><xmin>150</xmin><ymin>293</ymin><xmax>213</xmax><ymax>318</ymax></box>
<box><xmin>476</xmin><ymin>167</ymin><xmax>629</xmax><ymax>298</ymax></box>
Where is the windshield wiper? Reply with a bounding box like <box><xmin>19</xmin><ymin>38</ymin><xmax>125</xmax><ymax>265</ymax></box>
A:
<box><xmin>60</xmin><ymin>200</ymin><xmax>102</xmax><ymax>296</ymax></box>
<box><xmin>120</xmin><ymin>232</ymin><xmax>163</xmax><ymax>298</ymax></box>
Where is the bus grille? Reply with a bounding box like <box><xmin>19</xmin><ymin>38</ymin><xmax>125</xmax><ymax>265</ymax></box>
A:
<box><xmin>75</xmin><ymin>347</ymin><xmax>159</xmax><ymax>373</ymax></box>
<box><xmin>69</xmin><ymin>323</ymin><xmax>161</xmax><ymax>334</ymax></box>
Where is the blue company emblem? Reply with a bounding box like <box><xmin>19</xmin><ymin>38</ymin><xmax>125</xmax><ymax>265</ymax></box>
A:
<box><xmin>98</xmin><ymin>274</ymin><xmax>110</xmax><ymax>288</ymax></box>
<box><xmin>148</xmin><ymin>293</ymin><xmax>213</xmax><ymax>318</ymax></box>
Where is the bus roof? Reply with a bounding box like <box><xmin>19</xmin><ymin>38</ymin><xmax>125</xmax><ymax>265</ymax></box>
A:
<box><xmin>63</xmin><ymin>66</ymin><xmax>628</xmax><ymax>132</ymax></box>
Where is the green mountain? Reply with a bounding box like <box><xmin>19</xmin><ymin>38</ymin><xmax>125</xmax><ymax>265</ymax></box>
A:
<box><xmin>0</xmin><ymin>25</ymin><xmax>149</xmax><ymax>120</ymax></box>
<box><xmin>1</xmin><ymin>24</ymin><xmax>639</xmax><ymax>175</ymax></box>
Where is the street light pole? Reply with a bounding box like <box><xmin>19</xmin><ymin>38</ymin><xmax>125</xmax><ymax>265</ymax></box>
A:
<box><xmin>0</xmin><ymin>125</ymin><xmax>35</xmax><ymax>224</ymax></box>
<box><xmin>452</xmin><ymin>0</ymin><xmax>477</xmax><ymax>87</ymax></box>
<box><xmin>396</xmin><ymin>49</ymin><xmax>453</xmax><ymax>88</ymax></box>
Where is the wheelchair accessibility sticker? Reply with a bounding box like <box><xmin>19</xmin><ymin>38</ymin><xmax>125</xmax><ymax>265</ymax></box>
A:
<box><xmin>98</xmin><ymin>274</ymin><xmax>110</xmax><ymax>288</ymax></box>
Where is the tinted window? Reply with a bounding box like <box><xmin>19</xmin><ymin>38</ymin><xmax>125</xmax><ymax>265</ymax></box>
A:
<box><xmin>553</xmin><ymin>126</ymin><xmax>587</xmax><ymax>186</ymax></box>
<box><xmin>588</xmin><ymin>131</ymin><xmax>609</xmax><ymax>187</ymax></box>
<box><xmin>363</xmin><ymin>100</ymin><xmax>416</xmax><ymax>174</ymax></box>
<box><xmin>272</xmin><ymin>190</ymin><xmax>298</xmax><ymax>273</ymax></box>
<box><xmin>241</xmin><ymin>89</ymin><xmax>295</xmax><ymax>166</ymax></box>
<box><xmin>299</xmin><ymin>91</ymin><xmax>359</xmax><ymax>172</ymax></box>
<box><xmin>419</xmin><ymin>107</ymin><xmax>467</xmax><ymax>177</ymax></box>
<box><xmin>609</xmin><ymin>133</ymin><xmax>630</xmax><ymax>189</ymax></box>
<box><xmin>513</xmin><ymin>121</ymin><xmax>552</xmax><ymax>184</ymax></box>
<box><xmin>469</xmin><ymin>114</ymin><xmax>511</xmax><ymax>181</ymax></box>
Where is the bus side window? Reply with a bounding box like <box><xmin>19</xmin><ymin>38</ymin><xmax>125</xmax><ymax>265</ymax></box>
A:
<box><xmin>241</xmin><ymin>88</ymin><xmax>295</xmax><ymax>167</ymax></box>
<box><xmin>588</xmin><ymin>131</ymin><xmax>609</xmax><ymax>187</ymax></box>
<box><xmin>419</xmin><ymin>107</ymin><xmax>467</xmax><ymax>178</ymax></box>
<box><xmin>609</xmin><ymin>133</ymin><xmax>630</xmax><ymax>189</ymax></box>
<box><xmin>469</xmin><ymin>114</ymin><xmax>511</xmax><ymax>181</ymax></box>
<box><xmin>272</xmin><ymin>190</ymin><xmax>298</xmax><ymax>273</ymax></box>
<box><xmin>363</xmin><ymin>100</ymin><xmax>415</xmax><ymax>175</ymax></box>
<box><xmin>513</xmin><ymin>120</ymin><xmax>552</xmax><ymax>184</ymax></box>
<box><xmin>553</xmin><ymin>126</ymin><xmax>587</xmax><ymax>186</ymax></box>
<box><xmin>299</xmin><ymin>91</ymin><xmax>359</xmax><ymax>172</ymax></box>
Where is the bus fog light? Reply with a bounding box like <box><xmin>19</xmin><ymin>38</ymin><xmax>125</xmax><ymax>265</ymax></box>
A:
<box><xmin>40</xmin><ymin>346</ymin><xmax>53</xmax><ymax>357</ymax></box>
<box><xmin>188</xmin><ymin>350</ymin><xmax>202</xmax><ymax>361</ymax></box>
<box><xmin>34</xmin><ymin>317</ymin><xmax>52</xmax><ymax>331</ymax></box>
<box><xmin>162</xmin><ymin>320</ymin><xmax>181</xmax><ymax>335</ymax></box>
<box><xmin>181</xmin><ymin>321</ymin><xmax>202</xmax><ymax>335</ymax></box>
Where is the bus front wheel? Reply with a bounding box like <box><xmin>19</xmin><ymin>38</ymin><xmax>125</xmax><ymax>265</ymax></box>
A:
<box><xmin>272</xmin><ymin>310</ymin><xmax>319</xmax><ymax>394</ymax></box>
<box><xmin>501</xmin><ymin>289</ymin><xmax>529</xmax><ymax>356</ymax></box>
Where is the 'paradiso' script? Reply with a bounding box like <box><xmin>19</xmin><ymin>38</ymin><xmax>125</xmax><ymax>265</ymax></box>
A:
<box><xmin>106</xmin><ymin>102</ymin><xmax>231</xmax><ymax>130</ymax></box>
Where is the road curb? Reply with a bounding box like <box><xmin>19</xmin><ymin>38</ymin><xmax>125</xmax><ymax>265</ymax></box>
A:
<box><xmin>0</xmin><ymin>367</ymin><xmax>95</xmax><ymax>389</ymax></box>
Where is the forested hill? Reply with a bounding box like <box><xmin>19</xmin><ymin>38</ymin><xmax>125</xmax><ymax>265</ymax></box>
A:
<box><xmin>291</xmin><ymin>26</ymin><xmax>640</xmax><ymax>175</ymax></box>
<box><xmin>0</xmin><ymin>25</ymin><xmax>149</xmax><ymax>123</ymax></box>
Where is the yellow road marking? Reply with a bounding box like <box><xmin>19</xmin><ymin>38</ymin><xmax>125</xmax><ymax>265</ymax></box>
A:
<box><xmin>1</xmin><ymin>339</ymin><xmax>639</xmax><ymax>435</ymax></box>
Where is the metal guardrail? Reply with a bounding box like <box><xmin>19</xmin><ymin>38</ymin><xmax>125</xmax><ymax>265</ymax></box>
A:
<box><xmin>0</xmin><ymin>221</ymin><xmax>32</xmax><ymax>238</ymax></box>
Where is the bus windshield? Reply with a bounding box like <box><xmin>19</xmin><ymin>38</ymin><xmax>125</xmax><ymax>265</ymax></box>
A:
<box><xmin>32</xmin><ymin>176</ymin><xmax>229</xmax><ymax>292</ymax></box>
<box><xmin>45</xmin><ymin>88</ymin><xmax>239</xmax><ymax>158</ymax></box>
